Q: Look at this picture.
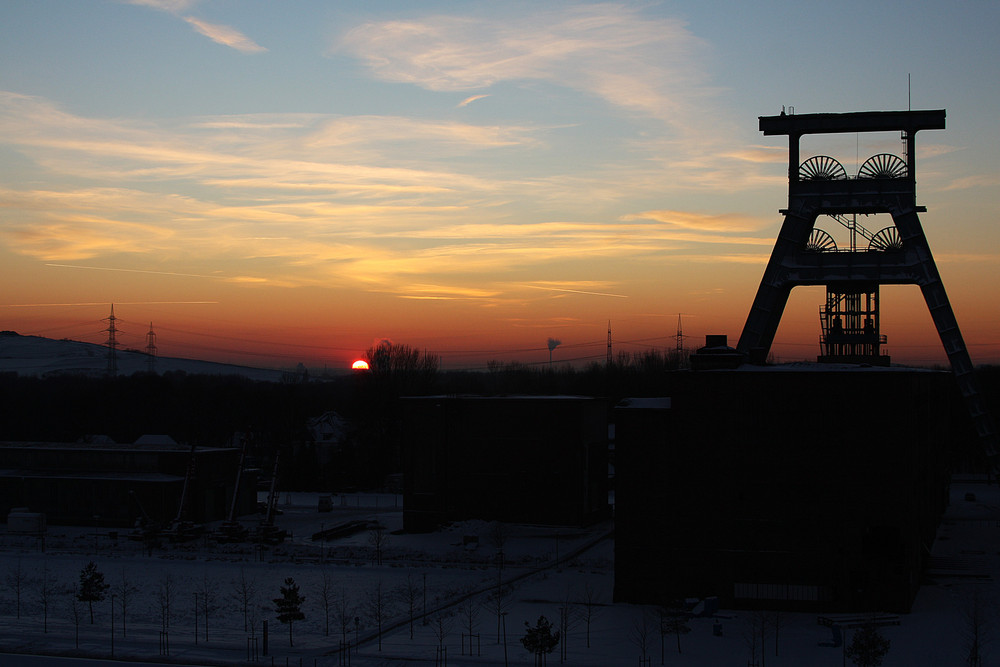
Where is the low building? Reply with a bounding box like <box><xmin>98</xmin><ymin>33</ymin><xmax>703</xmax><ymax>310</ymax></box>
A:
<box><xmin>0</xmin><ymin>438</ymin><xmax>254</xmax><ymax>527</ymax></box>
<box><xmin>401</xmin><ymin>396</ymin><xmax>609</xmax><ymax>532</ymax></box>
<box><xmin>614</xmin><ymin>365</ymin><xmax>962</xmax><ymax>613</ymax></box>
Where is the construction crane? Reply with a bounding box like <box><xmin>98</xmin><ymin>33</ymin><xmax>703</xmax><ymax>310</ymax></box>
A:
<box><xmin>253</xmin><ymin>448</ymin><xmax>287</xmax><ymax>544</ymax></box>
<box><xmin>162</xmin><ymin>443</ymin><xmax>204</xmax><ymax>542</ymax></box>
<box><xmin>213</xmin><ymin>433</ymin><xmax>251</xmax><ymax>543</ymax></box>
<box><xmin>126</xmin><ymin>490</ymin><xmax>161</xmax><ymax>543</ymax></box>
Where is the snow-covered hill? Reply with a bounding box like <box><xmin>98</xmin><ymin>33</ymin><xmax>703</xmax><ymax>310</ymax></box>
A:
<box><xmin>0</xmin><ymin>332</ymin><xmax>286</xmax><ymax>381</ymax></box>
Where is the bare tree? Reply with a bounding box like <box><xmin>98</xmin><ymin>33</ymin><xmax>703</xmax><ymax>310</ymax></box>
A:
<box><xmin>231</xmin><ymin>567</ymin><xmax>257</xmax><ymax>633</ymax></box>
<box><xmin>772</xmin><ymin>610</ymin><xmax>787</xmax><ymax>658</ymax></box>
<box><xmin>558</xmin><ymin>585</ymin><xmax>578</xmax><ymax>663</ymax></box>
<box><xmin>365</xmin><ymin>578</ymin><xmax>392</xmax><ymax>651</ymax></box>
<box><xmin>579</xmin><ymin>581</ymin><xmax>602</xmax><ymax>649</ymax></box>
<box><xmin>37</xmin><ymin>563</ymin><xmax>57</xmax><ymax>633</ymax></box>
<box><xmin>487</xmin><ymin>583</ymin><xmax>512</xmax><ymax>643</ymax></box>
<box><xmin>456</xmin><ymin>587</ymin><xmax>481</xmax><ymax>655</ymax></box>
<box><xmin>114</xmin><ymin>567</ymin><xmax>140</xmax><ymax>638</ymax></box>
<box><xmin>6</xmin><ymin>558</ymin><xmax>28</xmax><ymax>620</ymax></box>
<box><xmin>68</xmin><ymin>595</ymin><xmax>83</xmax><ymax>648</ymax></box>
<box><xmin>962</xmin><ymin>588</ymin><xmax>993</xmax><ymax>667</ymax></box>
<box><xmin>368</xmin><ymin>525</ymin><xmax>388</xmax><ymax>566</ymax></box>
<box><xmin>318</xmin><ymin>567</ymin><xmax>336</xmax><ymax>637</ymax></box>
<box><xmin>432</xmin><ymin>610</ymin><xmax>454</xmax><ymax>653</ymax></box>
<box><xmin>155</xmin><ymin>572</ymin><xmax>175</xmax><ymax>632</ymax></box>
<box><xmin>331</xmin><ymin>586</ymin><xmax>355</xmax><ymax>648</ymax></box>
<box><xmin>396</xmin><ymin>573</ymin><xmax>422</xmax><ymax>639</ymax></box>
<box><xmin>629</xmin><ymin>607</ymin><xmax>656</xmax><ymax>664</ymax></box>
<box><xmin>195</xmin><ymin>571</ymin><xmax>218</xmax><ymax>642</ymax></box>
<box><xmin>488</xmin><ymin>521</ymin><xmax>511</xmax><ymax>558</ymax></box>
<box><xmin>744</xmin><ymin>611</ymin><xmax>770</xmax><ymax>667</ymax></box>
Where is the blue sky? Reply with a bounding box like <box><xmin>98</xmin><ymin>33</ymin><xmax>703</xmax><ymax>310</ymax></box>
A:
<box><xmin>1</xmin><ymin>0</ymin><xmax>997</xmax><ymax>368</ymax></box>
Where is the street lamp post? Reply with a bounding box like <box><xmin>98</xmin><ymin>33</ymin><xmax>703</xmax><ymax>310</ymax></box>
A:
<box><xmin>111</xmin><ymin>593</ymin><xmax>116</xmax><ymax>657</ymax></box>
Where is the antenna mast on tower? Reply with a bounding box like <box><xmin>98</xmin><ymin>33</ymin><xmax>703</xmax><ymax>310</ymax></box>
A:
<box><xmin>145</xmin><ymin>322</ymin><xmax>157</xmax><ymax>374</ymax></box>
<box><xmin>675</xmin><ymin>314</ymin><xmax>684</xmax><ymax>357</ymax></box>
<box><xmin>674</xmin><ymin>314</ymin><xmax>689</xmax><ymax>368</ymax></box>
<box><xmin>607</xmin><ymin>320</ymin><xmax>612</xmax><ymax>366</ymax></box>
<box><xmin>103</xmin><ymin>304</ymin><xmax>119</xmax><ymax>377</ymax></box>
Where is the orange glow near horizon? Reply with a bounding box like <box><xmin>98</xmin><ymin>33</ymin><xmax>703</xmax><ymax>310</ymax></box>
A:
<box><xmin>1</xmin><ymin>275</ymin><xmax>996</xmax><ymax>372</ymax></box>
<box><xmin>352</xmin><ymin>359</ymin><xmax>370</xmax><ymax>370</ymax></box>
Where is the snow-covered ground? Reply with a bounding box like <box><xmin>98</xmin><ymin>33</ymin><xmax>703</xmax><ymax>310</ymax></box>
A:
<box><xmin>0</xmin><ymin>333</ymin><xmax>288</xmax><ymax>381</ymax></box>
<box><xmin>0</xmin><ymin>481</ymin><xmax>998</xmax><ymax>666</ymax></box>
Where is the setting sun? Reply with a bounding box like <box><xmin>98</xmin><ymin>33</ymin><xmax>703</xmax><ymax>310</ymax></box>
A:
<box><xmin>352</xmin><ymin>359</ymin><xmax>370</xmax><ymax>370</ymax></box>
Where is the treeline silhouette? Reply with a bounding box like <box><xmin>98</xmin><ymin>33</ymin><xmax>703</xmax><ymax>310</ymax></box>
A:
<box><xmin>0</xmin><ymin>349</ymin><xmax>995</xmax><ymax>489</ymax></box>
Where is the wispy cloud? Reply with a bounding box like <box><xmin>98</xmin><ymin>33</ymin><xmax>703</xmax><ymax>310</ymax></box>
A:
<box><xmin>338</xmin><ymin>4</ymin><xmax>713</xmax><ymax>129</ymax></box>
<box><xmin>940</xmin><ymin>173</ymin><xmax>1000</xmax><ymax>191</ymax></box>
<box><xmin>0</xmin><ymin>90</ymin><xmax>773</xmax><ymax>297</ymax></box>
<box><xmin>334</xmin><ymin>4</ymin><xmax>783</xmax><ymax>191</ymax></box>
<box><xmin>182</xmin><ymin>16</ymin><xmax>267</xmax><ymax>53</ymax></box>
<box><xmin>125</xmin><ymin>0</ymin><xmax>265</xmax><ymax>53</ymax></box>
<box><xmin>621</xmin><ymin>209</ymin><xmax>772</xmax><ymax>233</ymax></box>
<box><xmin>458</xmin><ymin>94</ymin><xmax>490</xmax><ymax>108</ymax></box>
<box><xmin>125</xmin><ymin>0</ymin><xmax>197</xmax><ymax>12</ymax></box>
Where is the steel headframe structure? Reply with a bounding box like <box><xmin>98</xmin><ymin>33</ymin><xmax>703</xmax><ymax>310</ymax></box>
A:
<box><xmin>737</xmin><ymin>109</ymin><xmax>998</xmax><ymax>466</ymax></box>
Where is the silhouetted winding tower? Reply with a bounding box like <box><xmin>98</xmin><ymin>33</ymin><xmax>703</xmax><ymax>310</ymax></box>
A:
<box><xmin>737</xmin><ymin>109</ymin><xmax>998</xmax><ymax>466</ymax></box>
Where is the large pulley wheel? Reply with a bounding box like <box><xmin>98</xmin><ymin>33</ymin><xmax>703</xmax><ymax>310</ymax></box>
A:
<box><xmin>799</xmin><ymin>156</ymin><xmax>847</xmax><ymax>181</ymax></box>
<box><xmin>805</xmin><ymin>228</ymin><xmax>837</xmax><ymax>252</ymax></box>
<box><xmin>858</xmin><ymin>153</ymin><xmax>908</xmax><ymax>179</ymax></box>
<box><xmin>868</xmin><ymin>226</ymin><xmax>903</xmax><ymax>251</ymax></box>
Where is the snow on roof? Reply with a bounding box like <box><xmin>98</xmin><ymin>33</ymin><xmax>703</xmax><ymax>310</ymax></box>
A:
<box><xmin>617</xmin><ymin>397</ymin><xmax>672</xmax><ymax>410</ymax></box>
<box><xmin>731</xmin><ymin>362</ymin><xmax>943</xmax><ymax>373</ymax></box>
<box><xmin>0</xmin><ymin>440</ymin><xmax>232</xmax><ymax>453</ymax></box>
<box><xmin>0</xmin><ymin>469</ymin><xmax>184</xmax><ymax>482</ymax></box>
<box><xmin>134</xmin><ymin>434</ymin><xmax>179</xmax><ymax>446</ymax></box>
<box><xmin>406</xmin><ymin>394</ymin><xmax>599</xmax><ymax>400</ymax></box>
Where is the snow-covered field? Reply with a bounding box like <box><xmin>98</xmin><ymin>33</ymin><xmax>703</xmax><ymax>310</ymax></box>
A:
<box><xmin>0</xmin><ymin>482</ymin><xmax>998</xmax><ymax>666</ymax></box>
<box><xmin>0</xmin><ymin>333</ymin><xmax>288</xmax><ymax>380</ymax></box>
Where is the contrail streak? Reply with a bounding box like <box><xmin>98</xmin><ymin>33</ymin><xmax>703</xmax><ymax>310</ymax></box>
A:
<box><xmin>522</xmin><ymin>284</ymin><xmax>628</xmax><ymax>298</ymax></box>
<box><xmin>0</xmin><ymin>301</ymin><xmax>218</xmax><ymax>308</ymax></box>
<box><xmin>45</xmin><ymin>263</ymin><xmax>218</xmax><ymax>279</ymax></box>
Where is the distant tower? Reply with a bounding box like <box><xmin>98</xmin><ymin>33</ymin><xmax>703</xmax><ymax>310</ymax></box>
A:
<box><xmin>675</xmin><ymin>314</ymin><xmax>686</xmax><ymax>366</ymax></box>
<box><xmin>103</xmin><ymin>304</ymin><xmax>119</xmax><ymax>377</ymax></box>
<box><xmin>607</xmin><ymin>321</ymin><xmax>612</xmax><ymax>366</ymax></box>
<box><xmin>738</xmin><ymin>109</ymin><xmax>998</xmax><ymax>464</ymax></box>
<box><xmin>145</xmin><ymin>322</ymin><xmax>157</xmax><ymax>374</ymax></box>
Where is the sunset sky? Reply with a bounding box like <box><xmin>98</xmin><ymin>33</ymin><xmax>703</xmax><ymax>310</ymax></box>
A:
<box><xmin>1</xmin><ymin>1</ymin><xmax>998</xmax><ymax>370</ymax></box>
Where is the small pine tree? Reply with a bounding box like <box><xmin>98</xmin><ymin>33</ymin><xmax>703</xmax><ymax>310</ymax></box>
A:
<box><xmin>521</xmin><ymin>615</ymin><xmax>560</xmax><ymax>666</ymax></box>
<box><xmin>76</xmin><ymin>561</ymin><xmax>110</xmax><ymax>624</ymax></box>
<box><xmin>845</xmin><ymin>620</ymin><xmax>891</xmax><ymax>667</ymax></box>
<box><xmin>660</xmin><ymin>602</ymin><xmax>692</xmax><ymax>654</ymax></box>
<box><xmin>274</xmin><ymin>577</ymin><xmax>306</xmax><ymax>647</ymax></box>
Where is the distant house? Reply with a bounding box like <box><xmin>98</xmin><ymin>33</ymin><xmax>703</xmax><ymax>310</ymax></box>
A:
<box><xmin>306</xmin><ymin>411</ymin><xmax>349</xmax><ymax>450</ymax></box>
<box><xmin>614</xmin><ymin>365</ymin><xmax>963</xmax><ymax>613</ymax></box>
<box><xmin>401</xmin><ymin>396</ymin><xmax>610</xmax><ymax>532</ymax></box>
<box><xmin>0</xmin><ymin>437</ymin><xmax>254</xmax><ymax>527</ymax></box>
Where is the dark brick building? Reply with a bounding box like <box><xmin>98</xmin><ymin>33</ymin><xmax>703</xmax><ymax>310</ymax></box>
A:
<box><xmin>0</xmin><ymin>439</ymin><xmax>253</xmax><ymax>527</ymax></box>
<box><xmin>614</xmin><ymin>366</ymin><xmax>962</xmax><ymax>613</ymax></box>
<box><xmin>401</xmin><ymin>396</ymin><xmax>609</xmax><ymax>532</ymax></box>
